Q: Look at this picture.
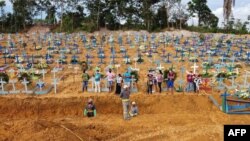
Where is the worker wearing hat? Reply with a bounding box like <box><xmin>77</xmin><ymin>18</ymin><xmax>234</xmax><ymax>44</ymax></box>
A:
<box><xmin>84</xmin><ymin>98</ymin><xmax>97</xmax><ymax>118</ymax></box>
<box><xmin>130</xmin><ymin>101</ymin><xmax>139</xmax><ymax>117</ymax></box>
<box><xmin>120</xmin><ymin>85</ymin><xmax>131</xmax><ymax>120</ymax></box>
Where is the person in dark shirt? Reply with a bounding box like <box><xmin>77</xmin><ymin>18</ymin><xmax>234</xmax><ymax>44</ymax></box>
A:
<box><xmin>82</xmin><ymin>70</ymin><xmax>90</xmax><ymax>92</ymax></box>
<box><xmin>84</xmin><ymin>99</ymin><xmax>96</xmax><ymax>118</ymax></box>
<box><xmin>167</xmin><ymin>69</ymin><xmax>175</xmax><ymax>94</ymax></box>
<box><xmin>147</xmin><ymin>72</ymin><xmax>154</xmax><ymax>94</ymax></box>
<box><xmin>186</xmin><ymin>71</ymin><xmax>194</xmax><ymax>92</ymax></box>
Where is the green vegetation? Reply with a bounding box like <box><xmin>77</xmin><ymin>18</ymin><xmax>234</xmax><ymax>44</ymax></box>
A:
<box><xmin>18</xmin><ymin>73</ymin><xmax>32</xmax><ymax>84</ymax></box>
<box><xmin>0</xmin><ymin>0</ymin><xmax>248</xmax><ymax>34</ymax></box>
<box><xmin>131</xmin><ymin>71</ymin><xmax>139</xmax><ymax>82</ymax></box>
<box><xmin>0</xmin><ymin>73</ymin><xmax>9</xmax><ymax>83</ymax></box>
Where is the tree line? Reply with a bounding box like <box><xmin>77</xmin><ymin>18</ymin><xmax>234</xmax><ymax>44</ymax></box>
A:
<box><xmin>0</xmin><ymin>0</ymin><xmax>248</xmax><ymax>33</ymax></box>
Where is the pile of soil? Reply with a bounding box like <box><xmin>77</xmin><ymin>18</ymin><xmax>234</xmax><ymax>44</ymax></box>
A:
<box><xmin>27</xmin><ymin>25</ymin><xmax>50</xmax><ymax>34</ymax></box>
<box><xmin>0</xmin><ymin>94</ymin><xmax>249</xmax><ymax>141</ymax></box>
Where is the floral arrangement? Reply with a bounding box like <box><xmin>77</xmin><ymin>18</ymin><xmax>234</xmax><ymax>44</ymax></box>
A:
<box><xmin>0</xmin><ymin>72</ymin><xmax>9</xmax><ymax>83</ymax></box>
<box><xmin>18</xmin><ymin>72</ymin><xmax>32</xmax><ymax>84</ymax></box>
<box><xmin>189</xmin><ymin>56</ymin><xmax>198</xmax><ymax>62</ymax></box>
<box><xmin>175</xmin><ymin>85</ymin><xmax>184</xmax><ymax>92</ymax></box>
<box><xmin>235</xmin><ymin>90</ymin><xmax>250</xmax><ymax>100</ymax></box>
<box><xmin>131</xmin><ymin>71</ymin><xmax>139</xmax><ymax>82</ymax></box>
<box><xmin>58</xmin><ymin>58</ymin><xmax>67</xmax><ymax>64</ymax></box>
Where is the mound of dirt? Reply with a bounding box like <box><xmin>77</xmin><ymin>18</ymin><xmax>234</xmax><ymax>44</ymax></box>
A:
<box><xmin>0</xmin><ymin>95</ymin><xmax>215</xmax><ymax>119</ymax></box>
<box><xmin>27</xmin><ymin>25</ymin><xmax>50</xmax><ymax>34</ymax></box>
<box><xmin>0</xmin><ymin>94</ymin><xmax>249</xmax><ymax>141</ymax></box>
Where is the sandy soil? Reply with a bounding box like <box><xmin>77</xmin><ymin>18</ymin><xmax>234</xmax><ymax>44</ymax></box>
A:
<box><xmin>0</xmin><ymin>28</ymin><xmax>250</xmax><ymax>141</ymax></box>
<box><xmin>1</xmin><ymin>94</ymin><xmax>249</xmax><ymax>141</ymax></box>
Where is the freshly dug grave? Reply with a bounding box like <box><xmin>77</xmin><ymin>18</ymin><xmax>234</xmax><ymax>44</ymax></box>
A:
<box><xmin>0</xmin><ymin>94</ymin><xmax>249</xmax><ymax>141</ymax></box>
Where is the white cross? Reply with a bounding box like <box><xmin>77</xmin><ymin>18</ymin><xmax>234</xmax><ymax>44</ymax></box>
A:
<box><xmin>115</xmin><ymin>64</ymin><xmax>121</xmax><ymax>74</ymax></box>
<box><xmin>18</xmin><ymin>65</ymin><xmax>25</xmax><ymax>73</ymax></box>
<box><xmin>9</xmin><ymin>79</ymin><xmax>18</xmax><ymax>92</ymax></box>
<box><xmin>133</xmin><ymin>58</ymin><xmax>140</xmax><ymax>71</ymax></box>
<box><xmin>131</xmin><ymin>75</ymin><xmax>136</xmax><ymax>89</ymax></box>
<box><xmin>40</xmin><ymin>69</ymin><xmax>47</xmax><ymax>80</ymax></box>
<box><xmin>235</xmin><ymin>67</ymin><xmax>239</xmax><ymax>75</ymax></box>
<box><xmin>244</xmin><ymin>70</ymin><xmax>250</xmax><ymax>87</ymax></box>
<box><xmin>52</xmin><ymin>78</ymin><xmax>59</xmax><ymax>94</ymax></box>
<box><xmin>157</xmin><ymin>63</ymin><xmax>164</xmax><ymax>70</ymax></box>
<box><xmin>51</xmin><ymin>68</ymin><xmax>58</xmax><ymax>79</ymax></box>
<box><xmin>0</xmin><ymin>78</ymin><xmax>6</xmax><ymax>92</ymax></box>
<box><xmin>22</xmin><ymin>78</ymin><xmax>30</xmax><ymax>92</ymax></box>
<box><xmin>55</xmin><ymin>59</ymin><xmax>60</xmax><ymax>67</ymax></box>
<box><xmin>74</xmin><ymin>67</ymin><xmax>79</xmax><ymax>74</ymax></box>
<box><xmin>191</xmin><ymin>63</ymin><xmax>199</xmax><ymax>74</ymax></box>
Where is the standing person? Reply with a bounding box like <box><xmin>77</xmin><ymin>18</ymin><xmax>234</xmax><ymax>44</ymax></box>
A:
<box><xmin>167</xmin><ymin>69</ymin><xmax>175</xmax><ymax>94</ymax></box>
<box><xmin>120</xmin><ymin>85</ymin><xmax>131</xmax><ymax>120</ymax></box>
<box><xmin>106</xmin><ymin>69</ymin><xmax>115</xmax><ymax>92</ymax></box>
<box><xmin>147</xmin><ymin>72</ymin><xmax>154</xmax><ymax>94</ymax></box>
<box><xmin>193</xmin><ymin>73</ymin><xmax>197</xmax><ymax>93</ymax></box>
<box><xmin>153</xmin><ymin>71</ymin><xmax>158</xmax><ymax>93</ymax></box>
<box><xmin>94</xmin><ymin>70</ymin><xmax>101</xmax><ymax>93</ymax></box>
<box><xmin>82</xmin><ymin>70</ymin><xmax>90</xmax><ymax>92</ymax></box>
<box><xmin>193</xmin><ymin>74</ymin><xmax>202</xmax><ymax>94</ymax></box>
<box><xmin>186</xmin><ymin>71</ymin><xmax>194</xmax><ymax>92</ymax></box>
<box><xmin>83</xmin><ymin>98</ymin><xmax>97</xmax><ymax>118</ymax></box>
<box><xmin>115</xmin><ymin>74</ymin><xmax>123</xmax><ymax>94</ymax></box>
<box><xmin>157</xmin><ymin>70</ymin><xmax>164</xmax><ymax>93</ymax></box>
<box><xmin>123</xmin><ymin>70</ymin><xmax>131</xmax><ymax>87</ymax></box>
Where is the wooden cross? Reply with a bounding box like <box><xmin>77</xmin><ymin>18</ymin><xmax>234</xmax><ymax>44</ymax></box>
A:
<box><xmin>191</xmin><ymin>63</ymin><xmax>199</xmax><ymax>74</ymax></box>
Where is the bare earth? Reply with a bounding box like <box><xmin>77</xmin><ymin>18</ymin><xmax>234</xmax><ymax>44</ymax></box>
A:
<box><xmin>0</xmin><ymin>28</ymin><xmax>250</xmax><ymax>141</ymax></box>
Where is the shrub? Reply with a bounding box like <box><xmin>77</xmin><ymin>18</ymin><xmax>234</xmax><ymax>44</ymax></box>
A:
<box><xmin>0</xmin><ymin>73</ymin><xmax>9</xmax><ymax>83</ymax></box>
<box><xmin>18</xmin><ymin>73</ymin><xmax>32</xmax><ymax>84</ymax></box>
<box><xmin>131</xmin><ymin>71</ymin><xmax>139</xmax><ymax>82</ymax></box>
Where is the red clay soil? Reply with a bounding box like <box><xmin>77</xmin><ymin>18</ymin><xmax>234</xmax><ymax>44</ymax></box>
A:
<box><xmin>0</xmin><ymin>94</ymin><xmax>249</xmax><ymax>141</ymax></box>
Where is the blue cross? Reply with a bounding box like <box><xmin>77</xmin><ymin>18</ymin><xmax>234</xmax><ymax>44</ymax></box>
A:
<box><xmin>15</xmin><ymin>54</ymin><xmax>19</xmax><ymax>64</ymax></box>
<box><xmin>99</xmin><ymin>57</ymin><xmax>105</xmax><ymax>64</ymax></box>
<box><xmin>166</xmin><ymin>53</ymin><xmax>172</xmax><ymax>63</ymax></box>
<box><xmin>246</xmin><ymin>52</ymin><xmax>250</xmax><ymax>61</ymax></box>
<box><xmin>118</xmin><ymin>36</ymin><xmax>122</xmax><ymax>46</ymax></box>
<box><xmin>180</xmin><ymin>51</ymin><xmax>185</xmax><ymax>61</ymax></box>
<box><xmin>199</xmin><ymin>49</ymin><xmax>206</xmax><ymax>57</ymax></box>
<box><xmin>239</xmin><ymin>46</ymin><xmax>243</xmax><ymax>54</ymax></box>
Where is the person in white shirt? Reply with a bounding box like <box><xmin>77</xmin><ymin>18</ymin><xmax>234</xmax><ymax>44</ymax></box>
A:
<box><xmin>115</xmin><ymin>74</ymin><xmax>123</xmax><ymax>94</ymax></box>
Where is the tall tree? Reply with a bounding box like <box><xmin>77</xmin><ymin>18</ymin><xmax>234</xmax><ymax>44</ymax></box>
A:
<box><xmin>162</xmin><ymin>0</ymin><xmax>180</xmax><ymax>29</ymax></box>
<box><xmin>0</xmin><ymin>0</ymin><xmax>6</xmax><ymax>31</ymax></box>
<box><xmin>188</xmin><ymin>0</ymin><xmax>218</xmax><ymax>27</ymax></box>
<box><xmin>11</xmin><ymin>0</ymin><xmax>38</xmax><ymax>31</ymax></box>
<box><xmin>174</xmin><ymin>1</ymin><xmax>188</xmax><ymax>29</ymax></box>
<box><xmin>223</xmin><ymin>0</ymin><xmax>235</xmax><ymax>23</ymax></box>
<box><xmin>85</xmin><ymin>0</ymin><xmax>106</xmax><ymax>30</ymax></box>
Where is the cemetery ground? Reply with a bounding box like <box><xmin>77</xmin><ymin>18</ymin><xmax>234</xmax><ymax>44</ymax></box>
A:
<box><xmin>0</xmin><ymin>29</ymin><xmax>250</xmax><ymax>140</ymax></box>
<box><xmin>0</xmin><ymin>93</ymin><xmax>250</xmax><ymax>141</ymax></box>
